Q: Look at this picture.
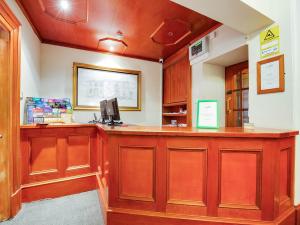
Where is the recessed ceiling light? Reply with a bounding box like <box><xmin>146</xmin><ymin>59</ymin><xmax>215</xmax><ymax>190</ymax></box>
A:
<box><xmin>109</xmin><ymin>46</ymin><xmax>115</xmax><ymax>52</ymax></box>
<box><xmin>59</xmin><ymin>0</ymin><xmax>70</xmax><ymax>11</ymax></box>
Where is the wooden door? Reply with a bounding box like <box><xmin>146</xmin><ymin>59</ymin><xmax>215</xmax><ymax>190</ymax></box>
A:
<box><xmin>0</xmin><ymin>1</ymin><xmax>21</xmax><ymax>221</ymax></box>
<box><xmin>0</xmin><ymin>21</ymin><xmax>10</xmax><ymax>222</ymax></box>
<box><xmin>170</xmin><ymin>59</ymin><xmax>188</xmax><ymax>103</ymax></box>
<box><xmin>176</xmin><ymin>58</ymin><xmax>189</xmax><ymax>103</ymax></box>
<box><xmin>225</xmin><ymin>62</ymin><xmax>249</xmax><ymax>127</ymax></box>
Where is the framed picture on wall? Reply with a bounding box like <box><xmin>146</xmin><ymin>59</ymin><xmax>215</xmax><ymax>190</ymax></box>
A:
<box><xmin>73</xmin><ymin>62</ymin><xmax>141</xmax><ymax>111</ymax></box>
<box><xmin>196</xmin><ymin>100</ymin><xmax>220</xmax><ymax>129</ymax></box>
<box><xmin>257</xmin><ymin>54</ymin><xmax>285</xmax><ymax>94</ymax></box>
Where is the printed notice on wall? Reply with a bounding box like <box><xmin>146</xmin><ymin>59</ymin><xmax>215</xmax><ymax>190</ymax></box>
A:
<box><xmin>197</xmin><ymin>100</ymin><xmax>219</xmax><ymax>129</ymax></box>
<box><xmin>260</xmin><ymin>25</ymin><xmax>280</xmax><ymax>59</ymax></box>
<box><xmin>260</xmin><ymin>60</ymin><xmax>280</xmax><ymax>90</ymax></box>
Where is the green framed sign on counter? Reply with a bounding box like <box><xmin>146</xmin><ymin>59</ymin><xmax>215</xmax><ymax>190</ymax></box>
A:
<box><xmin>196</xmin><ymin>100</ymin><xmax>220</xmax><ymax>129</ymax></box>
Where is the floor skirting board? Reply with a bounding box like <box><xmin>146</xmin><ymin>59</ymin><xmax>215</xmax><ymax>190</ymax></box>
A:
<box><xmin>296</xmin><ymin>205</ymin><xmax>300</xmax><ymax>225</ymax></box>
<box><xmin>106</xmin><ymin>207</ymin><xmax>296</xmax><ymax>225</ymax></box>
<box><xmin>21</xmin><ymin>173</ymin><xmax>97</xmax><ymax>202</ymax></box>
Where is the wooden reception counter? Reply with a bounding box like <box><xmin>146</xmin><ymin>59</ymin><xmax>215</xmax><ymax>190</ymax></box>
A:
<box><xmin>20</xmin><ymin>124</ymin><xmax>298</xmax><ymax>225</ymax></box>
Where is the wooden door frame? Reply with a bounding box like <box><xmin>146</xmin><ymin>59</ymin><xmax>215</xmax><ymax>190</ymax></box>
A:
<box><xmin>0</xmin><ymin>0</ymin><xmax>21</xmax><ymax>221</ymax></box>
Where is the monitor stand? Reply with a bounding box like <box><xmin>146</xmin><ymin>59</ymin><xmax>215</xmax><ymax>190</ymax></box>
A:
<box><xmin>101</xmin><ymin>118</ymin><xmax>107</xmax><ymax>124</ymax></box>
<box><xmin>107</xmin><ymin>116</ymin><xmax>123</xmax><ymax>126</ymax></box>
<box><xmin>107</xmin><ymin>116</ymin><xmax>115</xmax><ymax>126</ymax></box>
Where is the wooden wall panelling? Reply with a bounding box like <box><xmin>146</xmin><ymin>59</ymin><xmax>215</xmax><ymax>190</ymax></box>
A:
<box><xmin>17</xmin><ymin>125</ymin><xmax>298</xmax><ymax>225</ymax></box>
<box><xmin>119</xmin><ymin>146</ymin><xmax>155</xmax><ymax>201</ymax></box>
<box><xmin>216</xmin><ymin>139</ymin><xmax>263</xmax><ymax>220</ymax></box>
<box><xmin>30</xmin><ymin>136</ymin><xmax>59</xmax><ymax>174</ymax></box>
<box><xmin>261</xmin><ymin>139</ymin><xmax>280</xmax><ymax>221</ymax></box>
<box><xmin>186</xmin><ymin>57</ymin><xmax>192</xmax><ymax>127</ymax></box>
<box><xmin>163</xmin><ymin>47</ymin><xmax>189</xmax><ymax>69</ymax></box>
<box><xmin>96</xmin><ymin>173</ymin><xmax>108</xmax><ymax>225</ymax></box>
<box><xmin>165</xmin><ymin>137</ymin><xmax>208</xmax><ymax>215</ymax></box>
<box><xmin>107</xmin><ymin>208</ymin><xmax>296</xmax><ymax>225</ymax></box>
<box><xmin>175</xmin><ymin>58</ymin><xmax>189</xmax><ymax>103</ymax></box>
<box><xmin>206</xmin><ymin>137</ymin><xmax>219</xmax><ymax>217</ymax></box>
<box><xmin>22</xmin><ymin>173</ymin><xmax>97</xmax><ymax>203</ymax></box>
<box><xmin>21</xmin><ymin>129</ymin><xmax>62</xmax><ymax>183</ymax></box>
<box><xmin>20</xmin><ymin>127</ymin><xmax>99</xmax><ymax>202</ymax></box>
<box><xmin>164</xmin><ymin>48</ymin><xmax>189</xmax><ymax>104</ymax></box>
<box><xmin>67</xmin><ymin>135</ymin><xmax>91</xmax><ymax>170</ymax></box>
<box><xmin>102</xmin><ymin>127</ymin><xmax>297</xmax><ymax>225</ymax></box>
<box><xmin>97</xmin><ymin>128</ymin><xmax>109</xmax><ymax>188</ymax></box>
<box><xmin>65</xmin><ymin>127</ymin><xmax>98</xmax><ymax>176</ymax></box>
<box><xmin>163</xmin><ymin>67</ymin><xmax>171</xmax><ymax>105</ymax></box>
<box><xmin>0</xmin><ymin>1</ymin><xmax>21</xmax><ymax>219</ymax></box>
<box><xmin>97</xmin><ymin>131</ymin><xmax>103</xmax><ymax>176</ymax></box>
<box><xmin>276</xmin><ymin>137</ymin><xmax>295</xmax><ymax>215</ymax></box>
<box><xmin>218</xmin><ymin>149</ymin><xmax>262</xmax><ymax>219</ymax></box>
<box><xmin>108</xmin><ymin>135</ymin><xmax>159</xmax><ymax>211</ymax></box>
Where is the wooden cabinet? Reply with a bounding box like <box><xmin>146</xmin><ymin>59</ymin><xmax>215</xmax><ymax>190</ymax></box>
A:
<box><xmin>162</xmin><ymin>48</ymin><xmax>191</xmax><ymax>127</ymax></box>
<box><xmin>163</xmin><ymin>56</ymin><xmax>189</xmax><ymax>104</ymax></box>
<box><xmin>163</xmin><ymin>67</ymin><xmax>171</xmax><ymax>104</ymax></box>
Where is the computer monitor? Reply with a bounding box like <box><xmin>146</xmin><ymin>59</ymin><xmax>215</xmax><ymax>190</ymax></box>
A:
<box><xmin>100</xmin><ymin>100</ymin><xmax>109</xmax><ymax>124</ymax></box>
<box><xmin>106</xmin><ymin>98</ymin><xmax>121</xmax><ymax>125</ymax></box>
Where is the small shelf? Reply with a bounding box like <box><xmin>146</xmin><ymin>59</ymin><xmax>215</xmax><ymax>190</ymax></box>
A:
<box><xmin>162</xmin><ymin>113</ymin><xmax>187</xmax><ymax>117</ymax></box>
<box><xmin>163</xmin><ymin>102</ymin><xmax>187</xmax><ymax>107</ymax></box>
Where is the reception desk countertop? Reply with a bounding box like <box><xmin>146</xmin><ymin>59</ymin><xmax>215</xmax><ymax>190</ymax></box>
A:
<box><xmin>21</xmin><ymin>123</ymin><xmax>299</xmax><ymax>138</ymax></box>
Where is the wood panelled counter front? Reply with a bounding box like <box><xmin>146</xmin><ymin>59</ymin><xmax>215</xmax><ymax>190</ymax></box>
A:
<box><xmin>20</xmin><ymin>124</ymin><xmax>298</xmax><ymax>225</ymax></box>
<box><xmin>20</xmin><ymin>124</ymin><xmax>98</xmax><ymax>202</ymax></box>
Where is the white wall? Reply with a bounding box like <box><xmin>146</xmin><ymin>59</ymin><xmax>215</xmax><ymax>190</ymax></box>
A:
<box><xmin>192</xmin><ymin>63</ymin><xmax>225</xmax><ymax>126</ymax></box>
<box><xmin>291</xmin><ymin>0</ymin><xmax>300</xmax><ymax>205</ymax></box>
<box><xmin>40</xmin><ymin>44</ymin><xmax>162</xmax><ymax>125</ymax></box>
<box><xmin>191</xmin><ymin>25</ymin><xmax>246</xmax><ymax>126</ymax></box>
<box><xmin>247</xmin><ymin>3</ymin><xmax>294</xmax><ymax>129</ymax></box>
<box><xmin>6</xmin><ymin>0</ymin><xmax>41</xmax><ymax>124</ymax></box>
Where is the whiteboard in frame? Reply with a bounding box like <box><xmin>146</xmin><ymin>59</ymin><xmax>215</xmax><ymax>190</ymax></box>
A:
<box><xmin>73</xmin><ymin>63</ymin><xmax>141</xmax><ymax>111</ymax></box>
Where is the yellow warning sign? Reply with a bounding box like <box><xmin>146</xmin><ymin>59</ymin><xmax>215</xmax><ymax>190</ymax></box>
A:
<box><xmin>260</xmin><ymin>25</ymin><xmax>280</xmax><ymax>58</ymax></box>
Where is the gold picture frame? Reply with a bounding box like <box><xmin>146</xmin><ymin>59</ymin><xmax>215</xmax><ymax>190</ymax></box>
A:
<box><xmin>73</xmin><ymin>62</ymin><xmax>141</xmax><ymax>111</ymax></box>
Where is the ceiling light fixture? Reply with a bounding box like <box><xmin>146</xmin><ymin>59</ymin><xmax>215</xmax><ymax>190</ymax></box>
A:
<box><xmin>97</xmin><ymin>37</ymin><xmax>128</xmax><ymax>53</ymax></box>
<box><xmin>59</xmin><ymin>0</ymin><xmax>70</xmax><ymax>11</ymax></box>
<box><xmin>109</xmin><ymin>46</ymin><xmax>115</xmax><ymax>52</ymax></box>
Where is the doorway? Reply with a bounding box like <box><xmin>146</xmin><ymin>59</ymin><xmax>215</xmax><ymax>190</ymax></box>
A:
<box><xmin>0</xmin><ymin>1</ymin><xmax>21</xmax><ymax>221</ymax></box>
<box><xmin>225</xmin><ymin>61</ymin><xmax>249</xmax><ymax>127</ymax></box>
<box><xmin>205</xmin><ymin>44</ymin><xmax>249</xmax><ymax>127</ymax></box>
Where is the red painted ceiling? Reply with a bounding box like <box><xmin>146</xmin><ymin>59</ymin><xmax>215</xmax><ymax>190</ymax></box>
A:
<box><xmin>17</xmin><ymin>0</ymin><xmax>219</xmax><ymax>61</ymax></box>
